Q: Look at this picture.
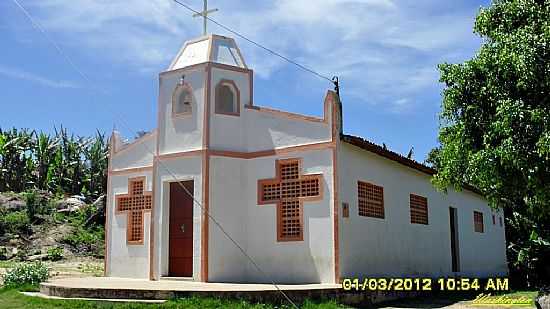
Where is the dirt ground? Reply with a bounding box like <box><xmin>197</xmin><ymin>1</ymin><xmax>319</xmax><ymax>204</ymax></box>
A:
<box><xmin>0</xmin><ymin>257</ymin><xmax>103</xmax><ymax>284</ymax></box>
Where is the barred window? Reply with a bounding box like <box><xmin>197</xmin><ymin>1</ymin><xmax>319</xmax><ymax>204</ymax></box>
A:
<box><xmin>474</xmin><ymin>211</ymin><xmax>484</xmax><ymax>233</ymax></box>
<box><xmin>357</xmin><ymin>181</ymin><xmax>384</xmax><ymax>219</ymax></box>
<box><xmin>410</xmin><ymin>194</ymin><xmax>428</xmax><ymax>225</ymax></box>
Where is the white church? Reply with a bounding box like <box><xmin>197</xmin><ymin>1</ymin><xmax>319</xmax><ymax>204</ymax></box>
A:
<box><xmin>105</xmin><ymin>33</ymin><xmax>508</xmax><ymax>284</ymax></box>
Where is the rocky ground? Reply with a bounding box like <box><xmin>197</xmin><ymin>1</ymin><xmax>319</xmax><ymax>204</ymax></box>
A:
<box><xmin>0</xmin><ymin>191</ymin><xmax>104</xmax><ymax>283</ymax></box>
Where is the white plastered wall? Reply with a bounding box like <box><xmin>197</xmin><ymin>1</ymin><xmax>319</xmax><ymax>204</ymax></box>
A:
<box><xmin>151</xmin><ymin>156</ymin><xmax>203</xmax><ymax>280</ymax></box>
<box><xmin>158</xmin><ymin>67</ymin><xmax>206</xmax><ymax>155</ymax></box>
<box><xmin>111</xmin><ymin>134</ymin><xmax>156</xmax><ymax>170</ymax></box>
<box><xmin>208</xmin><ymin>149</ymin><xmax>335</xmax><ymax>283</ymax></box>
<box><xmin>338</xmin><ymin>143</ymin><xmax>508</xmax><ymax>278</ymax></box>
<box><xmin>208</xmin><ymin>67</ymin><xmax>332</xmax><ymax>153</ymax></box>
<box><xmin>107</xmin><ymin>171</ymin><xmax>153</xmax><ymax>279</ymax></box>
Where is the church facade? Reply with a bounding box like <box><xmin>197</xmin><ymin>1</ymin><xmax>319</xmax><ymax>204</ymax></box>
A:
<box><xmin>105</xmin><ymin>34</ymin><xmax>508</xmax><ymax>283</ymax></box>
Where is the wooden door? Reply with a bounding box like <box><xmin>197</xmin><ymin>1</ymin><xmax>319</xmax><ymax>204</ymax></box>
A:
<box><xmin>169</xmin><ymin>181</ymin><xmax>194</xmax><ymax>277</ymax></box>
<box><xmin>449</xmin><ymin>207</ymin><xmax>460</xmax><ymax>272</ymax></box>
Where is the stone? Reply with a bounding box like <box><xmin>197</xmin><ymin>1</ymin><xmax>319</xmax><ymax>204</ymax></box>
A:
<box><xmin>55</xmin><ymin>197</ymin><xmax>86</xmax><ymax>212</ymax></box>
<box><xmin>27</xmin><ymin>253</ymin><xmax>48</xmax><ymax>261</ymax></box>
<box><xmin>0</xmin><ymin>193</ymin><xmax>26</xmax><ymax>211</ymax></box>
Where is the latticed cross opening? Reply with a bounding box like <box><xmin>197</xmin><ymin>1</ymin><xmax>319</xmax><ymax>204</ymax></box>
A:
<box><xmin>281</xmin><ymin>200</ymin><xmax>301</xmax><ymax>239</ymax></box>
<box><xmin>358</xmin><ymin>181</ymin><xmax>384</xmax><ymax>219</ymax></box>
<box><xmin>258</xmin><ymin>159</ymin><xmax>323</xmax><ymax>241</ymax></box>
<box><xmin>410</xmin><ymin>194</ymin><xmax>428</xmax><ymax>225</ymax></box>
<box><xmin>474</xmin><ymin>211</ymin><xmax>484</xmax><ymax>233</ymax></box>
<box><xmin>116</xmin><ymin>178</ymin><xmax>153</xmax><ymax>244</ymax></box>
<box><xmin>280</xmin><ymin>162</ymin><xmax>299</xmax><ymax>180</ymax></box>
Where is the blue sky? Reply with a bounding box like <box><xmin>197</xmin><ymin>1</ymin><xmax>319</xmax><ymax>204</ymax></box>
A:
<box><xmin>0</xmin><ymin>0</ymin><xmax>490</xmax><ymax>161</ymax></box>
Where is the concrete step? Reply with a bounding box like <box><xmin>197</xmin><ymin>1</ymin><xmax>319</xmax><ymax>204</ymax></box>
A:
<box><xmin>39</xmin><ymin>277</ymin><xmax>414</xmax><ymax>306</ymax></box>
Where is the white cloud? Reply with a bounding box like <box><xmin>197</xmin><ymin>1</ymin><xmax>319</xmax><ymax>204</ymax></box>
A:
<box><xmin>11</xmin><ymin>0</ymin><xmax>482</xmax><ymax>112</ymax></box>
<box><xmin>0</xmin><ymin>65</ymin><xmax>80</xmax><ymax>89</ymax></box>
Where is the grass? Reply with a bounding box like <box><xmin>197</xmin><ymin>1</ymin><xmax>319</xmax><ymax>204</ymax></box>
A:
<box><xmin>77</xmin><ymin>263</ymin><xmax>104</xmax><ymax>277</ymax></box>
<box><xmin>0</xmin><ymin>288</ymin><xmax>345</xmax><ymax>309</ymax></box>
<box><xmin>0</xmin><ymin>260</ymin><xmax>19</xmax><ymax>268</ymax></box>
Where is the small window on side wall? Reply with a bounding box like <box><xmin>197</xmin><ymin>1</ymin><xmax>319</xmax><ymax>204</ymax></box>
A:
<box><xmin>215</xmin><ymin>79</ymin><xmax>240</xmax><ymax>116</ymax></box>
<box><xmin>357</xmin><ymin>181</ymin><xmax>384</xmax><ymax>219</ymax></box>
<box><xmin>410</xmin><ymin>194</ymin><xmax>428</xmax><ymax>225</ymax></box>
<box><xmin>172</xmin><ymin>82</ymin><xmax>193</xmax><ymax>116</ymax></box>
<box><xmin>474</xmin><ymin>211</ymin><xmax>484</xmax><ymax>233</ymax></box>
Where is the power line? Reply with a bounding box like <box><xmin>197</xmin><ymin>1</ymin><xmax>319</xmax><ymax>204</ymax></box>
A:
<box><xmin>10</xmin><ymin>1</ymin><xmax>299</xmax><ymax>308</ymax></box>
<box><xmin>170</xmin><ymin>0</ymin><xmax>335</xmax><ymax>84</ymax></box>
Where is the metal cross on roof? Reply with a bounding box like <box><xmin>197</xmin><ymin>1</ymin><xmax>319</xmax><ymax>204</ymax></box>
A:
<box><xmin>193</xmin><ymin>0</ymin><xmax>218</xmax><ymax>36</ymax></box>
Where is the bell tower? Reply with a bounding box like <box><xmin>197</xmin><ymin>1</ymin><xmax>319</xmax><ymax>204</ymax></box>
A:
<box><xmin>157</xmin><ymin>34</ymin><xmax>252</xmax><ymax>156</ymax></box>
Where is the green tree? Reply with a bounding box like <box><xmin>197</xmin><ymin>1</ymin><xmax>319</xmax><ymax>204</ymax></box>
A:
<box><xmin>433</xmin><ymin>0</ymin><xmax>549</xmax><ymax>287</ymax></box>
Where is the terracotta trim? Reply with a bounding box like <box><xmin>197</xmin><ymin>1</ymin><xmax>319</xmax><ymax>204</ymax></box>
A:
<box><xmin>109</xmin><ymin>166</ymin><xmax>153</xmax><ymax>176</ymax></box>
<box><xmin>210</xmin><ymin>142</ymin><xmax>334</xmax><ymax>159</ymax></box>
<box><xmin>206</xmin><ymin>35</ymin><xmax>214</xmax><ymax>63</ymax></box>
<box><xmin>157</xmin><ymin>150</ymin><xmax>204</xmax><ymax>160</ymax></box>
<box><xmin>149</xmin><ymin>158</ymin><xmax>157</xmax><ymax>280</ymax></box>
<box><xmin>104</xmin><ymin>133</ymin><xmax>114</xmax><ymax>276</ymax></box>
<box><xmin>330</xmin><ymin>92</ymin><xmax>340</xmax><ymax>284</ymax></box>
<box><xmin>245</xmin><ymin>105</ymin><xmax>327</xmax><ymax>123</ymax></box>
<box><xmin>113</xmin><ymin>130</ymin><xmax>157</xmax><ymax>155</ymax></box>
<box><xmin>150</xmin><ymin>76</ymin><xmax>163</xmax><ymax>281</ymax></box>
<box><xmin>155</xmin><ymin>143</ymin><xmax>333</xmax><ymax>161</ymax></box>
<box><xmin>214</xmin><ymin>79</ymin><xmax>241</xmax><ymax>116</ymax></box>
<box><xmin>201</xmin><ymin>64</ymin><xmax>212</xmax><ymax>282</ymax></box>
<box><xmin>210</xmin><ymin>62</ymin><xmax>252</xmax><ymax>74</ymax></box>
<box><xmin>204</xmin><ymin>64</ymin><xmax>212</xmax><ymax>149</ymax></box>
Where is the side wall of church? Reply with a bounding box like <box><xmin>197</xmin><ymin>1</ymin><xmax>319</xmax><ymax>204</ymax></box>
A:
<box><xmin>208</xmin><ymin>148</ymin><xmax>335</xmax><ymax>284</ymax></box>
<box><xmin>338</xmin><ymin>143</ymin><xmax>508</xmax><ymax>279</ymax></box>
<box><xmin>107</xmin><ymin>171</ymin><xmax>153</xmax><ymax>279</ymax></box>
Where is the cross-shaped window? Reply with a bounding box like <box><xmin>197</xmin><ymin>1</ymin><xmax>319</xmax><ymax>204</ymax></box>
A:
<box><xmin>258</xmin><ymin>159</ymin><xmax>323</xmax><ymax>241</ymax></box>
<box><xmin>115</xmin><ymin>177</ymin><xmax>153</xmax><ymax>244</ymax></box>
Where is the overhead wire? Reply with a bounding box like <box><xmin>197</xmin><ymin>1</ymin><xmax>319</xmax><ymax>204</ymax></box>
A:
<box><xmin>7</xmin><ymin>0</ymin><xmax>340</xmax><ymax>308</ymax></box>
<box><xmin>170</xmin><ymin>0</ymin><xmax>335</xmax><ymax>84</ymax></box>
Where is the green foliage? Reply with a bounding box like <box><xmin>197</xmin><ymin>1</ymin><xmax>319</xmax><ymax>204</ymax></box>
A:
<box><xmin>0</xmin><ymin>127</ymin><xmax>109</xmax><ymax>201</ymax></box>
<box><xmin>22</xmin><ymin>190</ymin><xmax>51</xmax><ymax>221</ymax></box>
<box><xmin>2</xmin><ymin>262</ymin><xmax>49</xmax><ymax>289</ymax></box>
<box><xmin>432</xmin><ymin>0</ymin><xmax>550</xmax><ymax>287</ymax></box>
<box><xmin>62</xmin><ymin>206</ymin><xmax>104</xmax><ymax>257</ymax></box>
<box><xmin>0</xmin><ymin>211</ymin><xmax>31</xmax><ymax>235</ymax></box>
<box><xmin>77</xmin><ymin>263</ymin><xmax>103</xmax><ymax>277</ymax></box>
<box><xmin>46</xmin><ymin>247</ymin><xmax>64</xmax><ymax>262</ymax></box>
<box><xmin>0</xmin><ymin>289</ymin><xmax>346</xmax><ymax>309</ymax></box>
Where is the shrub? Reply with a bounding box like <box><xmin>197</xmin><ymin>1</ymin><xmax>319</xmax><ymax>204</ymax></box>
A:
<box><xmin>0</xmin><ymin>211</ymin><xmax>31</xmax><ymax>235</ymax></box>
<box><xmin>23</xmin><ymin>190</ymin><xmax>51</xmax><ymax>220</ymax></box>
<box><xmin>46</xmin><ymin>247</ymin><xmax>64</xmax><ymax>261</ymax></box>
<box><xmin>2</xmin><ymin>262</ymin><xmax>49</xmax><ymax>288</ymax></box>
<box><xmin>62</xmin><ymin>227</ymin><xmax>104</xmax><ymax>257</ymax></box>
